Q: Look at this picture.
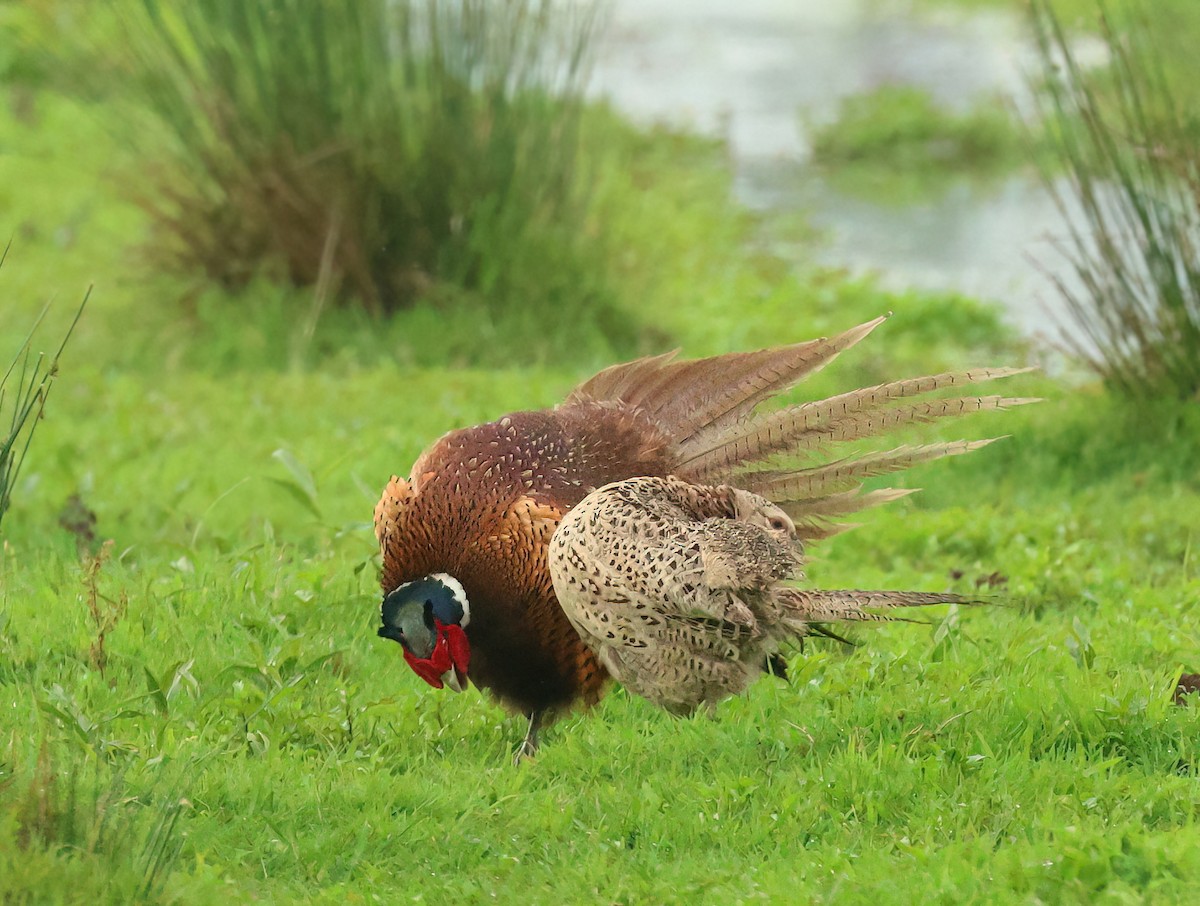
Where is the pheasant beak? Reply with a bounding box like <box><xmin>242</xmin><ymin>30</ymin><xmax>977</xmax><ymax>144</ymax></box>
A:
<box><xmin>402</xmin><ymin>620</ymin><xmax>470</xmax><ymax>693</ymax></box>
<box><xmin>441</xmin><ymin>666</ymin><xmax>465</xmax><ymax>693</ymax></box>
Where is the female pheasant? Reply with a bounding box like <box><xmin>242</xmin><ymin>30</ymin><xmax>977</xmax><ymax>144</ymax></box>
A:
<box><xmin>548</xmin><ymin>475</ymin><xmax>965</xmax><ymax>715</ymax></box>
<box><xmin>374</xmin><ymin>316</ymin><xmax>1035</xmax><ymax>755</ymax></box>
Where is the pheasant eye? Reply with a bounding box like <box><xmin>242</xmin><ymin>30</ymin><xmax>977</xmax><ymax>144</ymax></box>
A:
<box><xmin>770</xmin><ymin>518</ymin><xmax>786</xmax><ymax>531</ymax></box>
<box><xmin>423</xmin><ymin>601</ymin><xmax>436</xmax><ymax>631</ymax></box>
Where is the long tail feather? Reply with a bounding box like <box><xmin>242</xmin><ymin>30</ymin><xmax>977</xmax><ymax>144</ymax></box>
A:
<box><xmin>777</xmin><ymin>588</ymin><xmax>974</xmax><ymax>628</ymax></box>
<box><xmin>780</xmin><ymin>488</ymin><xmax>919</xmax><ymax>541</ymax></box>
<box><xmin>781</xmin><ymin>487</ymin><xmax>918</xmax><ymax>518</ymax></box>
<box><xmin>565</xmin><ymin>317</ymin><xmax>887</xmax><ymax>440</ymax></box>
<box><xmin>741</xmin><ymin>440</ymin><xmax>998</xmax><ymax>503</ymax></box>
<box><xmin>565</xmin><ymin>315</ymin><xmax>1037</xmax><ymax>535</ymax></box>
<box><xmin>679</xmin><ymin>369</ymin><xmax>1039</xmax><ymax>481</ymax></box>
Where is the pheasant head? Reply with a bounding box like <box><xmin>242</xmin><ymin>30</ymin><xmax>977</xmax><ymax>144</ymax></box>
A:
<box><xmin>378</xmin><ymin>573</ymin><xmax>471</xmax><ymax>692</ymax></box>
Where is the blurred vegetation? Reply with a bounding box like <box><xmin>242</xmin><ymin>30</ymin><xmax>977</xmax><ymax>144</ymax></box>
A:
<box><xmin>811</xmin><ymin>85</ymin><xmax>1021</xmax><ymax>172</ymax></box>
<box><xmin>6</xmin><ymin>0</ymin><xmax>636</xmax><ymax>343</ymax></box>
<box><xmin>919</xmin><ymin>0</ymin><xmax>1200</xmax><ymax>397</ymax></box>
<box><xmin>807</xmin><ymin>84</ymin><xmax>1027</xmax><ymax>206</ymax></box>
<box><xmin>1032</xmin><ymin>0</ymin><xmax>1200</xmax><ymax>398</ymax></box>
<box><xmin>925</xmin><ymin>1</ymin><xmax>1200</xmax><ymax>136</ymax></box>
<box><xmin>933</xmin><ymin>0</ymin><xmax>1200</xmax><ymax>102</ymax></box>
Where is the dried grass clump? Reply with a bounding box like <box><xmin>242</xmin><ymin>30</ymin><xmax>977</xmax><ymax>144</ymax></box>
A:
<box><xmin>114</xmin><ymin>0</ymin><xmax>603</xmax><ymax>315</ymax></box>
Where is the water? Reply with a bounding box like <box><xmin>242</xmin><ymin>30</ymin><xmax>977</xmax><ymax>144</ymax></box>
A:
<box><xmin>591</xmin><ymin>0</ymin><xmax>1101</xmax><ymax>342</ymax></box>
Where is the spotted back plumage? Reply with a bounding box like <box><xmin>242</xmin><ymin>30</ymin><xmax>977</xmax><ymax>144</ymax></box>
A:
<box><xmin>549</xmin><ymin>476</ymin><xmax>972</xmax><ymax>714</ymax></box>
<box><xmin>546</xmin><ymin>477</ymin><xmax>790</xmax><ymax>713</ymax></box>
<box><xmin>374</xmin><ymin>316</ymin><xmax>1035</xmax><ymax>740</ymax></box>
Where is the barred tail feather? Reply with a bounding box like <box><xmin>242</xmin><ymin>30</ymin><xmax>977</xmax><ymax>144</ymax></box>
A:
<box><xmin>565</xmin><ymin>314</ymin><xmax>1038</xmax><ymax>534</ymax></box>
<box><xmin>742</xmin><ymin>440</ymin><xmax>999</xmax><ymax>505</ymax></box>
<box><xmin>566</xmin><ymin>317</ymin><xmax>888</xmax><ymax>441</ymax></box>
<box><xmin>679</xmin><ymin>380</ymin><xmax>1039</xmax><ymax>482</ymax></box>
<box><xmin>781</xmin><ymin>488</ymin><xmax>917</xmax><ymax>542</ymax></box>
<box><xmin>776</xmin><ymin>588</ymin><xmax>975</xmax><ymax>630</ymax></box>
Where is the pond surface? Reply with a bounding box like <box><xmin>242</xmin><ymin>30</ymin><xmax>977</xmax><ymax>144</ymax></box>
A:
<box><xmin>591</xmin><ymin>0</ymin><xmax>1100</xmax><ymax>343</ymax></box>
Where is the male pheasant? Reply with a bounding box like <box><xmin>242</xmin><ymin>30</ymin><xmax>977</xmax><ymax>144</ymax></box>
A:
<box><xmin>374</xmin><ymin>316</ymin><xmax>1035</xmax><ymax>755</ymax></box>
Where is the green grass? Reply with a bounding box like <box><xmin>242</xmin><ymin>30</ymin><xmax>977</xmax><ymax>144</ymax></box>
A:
<box><xmin>2</xmin><ymin>27</ymin><xmax>1200</xmax><ymax>906</ymax></box>
<box><xmin>3</xmin><ymin>347</ymin><xmax>1199</xmax><ymax>904</ymax></box>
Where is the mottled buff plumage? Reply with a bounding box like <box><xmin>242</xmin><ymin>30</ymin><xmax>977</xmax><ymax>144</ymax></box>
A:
<box><xmin>549</xmin><ymin>475</ymin><xmax>968</xmax><ymax>714</ymax></box>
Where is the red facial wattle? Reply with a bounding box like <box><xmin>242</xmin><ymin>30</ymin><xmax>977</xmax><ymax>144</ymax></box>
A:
<box><xmin>403</xmin><ymin>620</ymin><xmax>470</xmax><ymax>691</ymax></box>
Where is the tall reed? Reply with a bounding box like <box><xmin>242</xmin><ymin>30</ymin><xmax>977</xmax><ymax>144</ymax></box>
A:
<box><xmin>1</xmin><ymin>249</ymin><xmax>86</xmax><ymax>533</ymax></box>
<box><xmin>1032</xmin><ymin>0</ymin><xmax>1200</xmax><ymax>398</ymax></box>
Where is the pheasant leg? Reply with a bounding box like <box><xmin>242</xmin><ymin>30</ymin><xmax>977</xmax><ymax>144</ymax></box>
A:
<box><xmin>514</xmin><ymin>710</ymin><xmax>544</xmax><ymax>764</ymax></box>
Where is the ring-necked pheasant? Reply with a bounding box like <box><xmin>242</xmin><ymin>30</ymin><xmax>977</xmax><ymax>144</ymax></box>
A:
<box><xmin>549</xmin><ymin>475</ymin><xmax>967</xmax><ymax>715</ymax></box>
<box><xmin>374</xmin><ymin>316</ymin><xmax>1035</xmax><ymax>756</ymax></box>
